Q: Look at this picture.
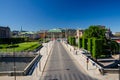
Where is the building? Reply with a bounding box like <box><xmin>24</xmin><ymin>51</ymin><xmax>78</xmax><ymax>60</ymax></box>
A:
<box><xmin>76</xmin><ymin>29</ymin><xmax>84</xmax><ymax>38</ymax></box>
<box><xmin>37</xmin><ymin>30</ymin><xmax>47</xmax><ymax>38</ymax></box>
<box><xmin>11</xmin><ymin>30</ymin><xmax>20</xmax><ymax>37</ymax></box>
<box><xmin>75</xmin><ymin>29</ymin><xmax>84</xmax><ymax>44</ymax></box>
<box><xmin>19</xmin><ymin>31</ymin><xmax>37</xmax><ymax>40</ymax></box>
<box><xmin>47</xmin><ymin>28</ymin><xmax>64</xmax><ymax>39</ymax></box>
<box><xmin>0</xmin><ymin>26</ymin><xmax>11</xmax><ymax>38</ymax></box>
<box><xmin>114</xmin><ymin>32</ymin><xmax>120</xmax><ymax>37</ymax></box>
<box><xmin>64</xmin><ymin>28</ymin><xmax>76</xmax><ymax>38</ymax></box>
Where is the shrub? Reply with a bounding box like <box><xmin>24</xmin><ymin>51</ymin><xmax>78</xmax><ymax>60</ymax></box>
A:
<box><xmin>68</xmin><ymin>36</ymin><xmax>76</xmax><ymax>46</ymax></box>
<box><xmin>0</xmin><ymin>38</ymin><xmax>25</xmax><ymax>44</ymax></box>
<box><xmin>88</xmin><ymin>38</ymin><xmax>92</xmax><ymax>53</ymax></box>
<box><xmin>92</xmin><ymin>38</ymin><xmax>103</xmax><ymax>59</ymax></box>
<box><xmin>9</xmin><ymin>44</ymin><xmax>19</xmax><ymax>48</ymax></box>
<box><xmin>82</xmin><ymin>38</ymin><xmax>88</xmax><ymax>50</ymax></box>
<box><xmin>78</xmin><ymin>38</ymin><xmax>82</xmax><ymax>48</ymax></box>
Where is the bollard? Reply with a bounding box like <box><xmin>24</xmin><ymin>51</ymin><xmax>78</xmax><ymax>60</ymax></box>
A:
<box><xmin>99</xmin><ymin>68</ymin><xmax>104</xmax><ymax>75</ymax></box>
<box><xmin>76</xmin><ymin>50</ymin><xmax>77</xmax><ymax>55</ymax></box>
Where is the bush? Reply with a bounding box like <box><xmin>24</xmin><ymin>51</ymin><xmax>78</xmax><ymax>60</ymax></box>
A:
<box><xmin>88</xmin><ymin>38</ymin><xmax>92</xmax><ymax>53</ymax></box>
<box><xmin>92</xmin><ymin>38</ymin><xmax>103</xmax><ymax>59</ymax></box>
<box><xmin>9</xmin><ymin>44</ymin><xmax>19</xmax><ymax>48</ymax></box>
<box><xmin>39</xmin><ymin>38</ymin><xmax>43</xmax><ymax>42</ymax></box>
<box><xmin>0</xmin><ymin>38</ymin><xmax>25</xmax><ymax>44</ymax></box>
<box><xmin>78</xmin><ymin>38</ymin><xmax>82</xmax><ymax>48</ymax></box>
<box><xmin>68</xmin><ymin>36</ymin><xmax>76</xmax><ymax>46</ymax></box>
<box><xmin>0</xmin><ymin>46</ymin><xmax>3</xmax><ymax>49</ymax></box>
<box><xmin>82</xmin><ymin>38</ymin><xmax>88</xmax><ymax>50</ymax></box>
<box><xmin>72</xmin><ymin>37</ymin><xmax>76</xmax><ymax>45</ymax></box>
<box><xmin>111</xmin><ymin>40</ymin><xmax>119</xmax><ymax>54</ymax></box>
<box><xmin>92</xmin><ymin>38</ymin><xmax>96</xmax><ymax>59</ymax></box>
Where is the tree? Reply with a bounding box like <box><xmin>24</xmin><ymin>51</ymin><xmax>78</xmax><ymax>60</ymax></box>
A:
<box><xmin>83</xmin><ymin>25</ymin><xmax>109</xmax><ymax>57</ymax></box>
<box><xmin>110</xmin><ymin>40</ymin><xmax>119</xmax><ymax>54</ymax></box>
<box><xmin>102</xmin><ymin>40</ymin><xmax>119</xmax><ymax>55</ymax></box>
<box><xmin>83</xmin><ymin>25</ymin><xmax>106</xmax><ymax>39</ymax></box>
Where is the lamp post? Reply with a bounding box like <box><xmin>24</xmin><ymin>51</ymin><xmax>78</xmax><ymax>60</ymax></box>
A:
<box><xmin>39</xmin><ymin>49</ymin><xmax>41</xmax><ymax>72</ymax></box>
<box><xmin>118</xmin><ymin>63</ymin><xmax>120</xmax><ymax>80</ymax></box>
<box><xmin>13</xmin><ymin>48</ymin><xmax>16</xmax><ymax>80</ymax></box>
<box><xmin>12</xmin><ymin>42</ymin><xmax>16</xmax><ymax>80</ymax></box>
<box><xmin>118</xmin><ymin>43</ymin><xmax>120</xmax><ymax>80</ymax></box>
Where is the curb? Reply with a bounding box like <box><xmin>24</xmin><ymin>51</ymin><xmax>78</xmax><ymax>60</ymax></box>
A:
<box><xmin>61</xmin><ymin>42</ymin><xmax>119</xmax><ymax>80</ymax></box>
<box><xmin>61</xmin><ymin>42</ymin><xmax>101</xmax><ymax>79</ymax></box>
<box><xmin>39</xmin><ymin>41</ymin><xmax>54</xmax><ymax>80</ymax></box>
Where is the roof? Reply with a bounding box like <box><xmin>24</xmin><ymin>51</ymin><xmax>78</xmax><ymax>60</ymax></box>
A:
<box><xmin>116</xmin><ymin>40</ymin><xmax>120</xmax><ymax>43</ymax></box>
<box><xmin>48</xmin><ymin>28</ymin><xmax>62</xmax><ymax>33</ymax></box>
<box><xmin>20</xmin><ymin>31</ymin><xmax>35</xmax><ymax>35</ymax></box>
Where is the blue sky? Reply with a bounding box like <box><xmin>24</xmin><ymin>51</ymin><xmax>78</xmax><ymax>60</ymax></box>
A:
<box><xmin>0</xmin><ymin>0</ymin><xmax>120</xmax><ymax>32</ymax></box>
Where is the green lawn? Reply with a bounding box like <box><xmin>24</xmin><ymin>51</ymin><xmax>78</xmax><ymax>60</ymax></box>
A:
<box><xmin>0</xmin><ymin>42</ymin><xmax>41</xmax><ymax>53</ymax></box>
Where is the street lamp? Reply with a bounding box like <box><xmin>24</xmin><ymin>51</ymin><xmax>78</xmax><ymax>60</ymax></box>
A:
<box><xmin>13</xmin><ymin>48</ymin><xmax>16</xmax><ymax>80</ymax></box>
<box><xmin>12</xmin><ymin>42</ymin><xmax>16</xmax><ymax>80</ymax></box>
<box><xmin>39</xmin><ymin>48</ymin><xmax>41</xmax><ymax>72</ymax></box>
<box><xmin>118</xmin><ymin>64</ymin><xmax>120</xmax><ymax>80</ymax></box>
<box><xmin>118</xmin><ymin>43</ymin><xmax>120</xmax><ymax>80</ymax></box>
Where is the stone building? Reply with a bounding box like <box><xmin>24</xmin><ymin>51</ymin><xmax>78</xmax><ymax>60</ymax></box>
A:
<box><xmin>0</xmin><ymin>26</ymin><xmax>11</xmax><ymax>38</ymax></box>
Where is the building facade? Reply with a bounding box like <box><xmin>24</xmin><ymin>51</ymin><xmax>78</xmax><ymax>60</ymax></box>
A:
<box><xmin>76</xmin><ymin>29</ymin><xmax>84</xmax><ymax>38</ymax></box>
<box><xmin>47</xmin><ymin>28</ymin><xmax>64</xmax><ymax>39</ymax></box>
<box><xmin>0</xmin><ymin>26</ymin><xmax>11</xmax><ymax>38</ymax></box>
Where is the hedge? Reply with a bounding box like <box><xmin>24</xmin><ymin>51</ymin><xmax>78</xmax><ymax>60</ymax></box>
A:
<box><xmin>82</xmin><ymin>38</ymin><xmax>88</xmax><ymax>50</ymax></box>
<box><xmin>0</xmin><ymin>38</ymin><xmax>25</xmax><ymax>44</ymax></box>
<box><xmin>68</xmin><ymin>36</ymin><xmax>76</xmax><ymax>46</ymax></box>
<box><xmin>87</xmin><ymin>38</ymin><xmax>92</xmax><ymax>53</ymax></box>
<box><xmin>78</xmin><ymin>38</ymin><xmax>82</xmax><ymax>48</ymax></box>
<box><xmin>92</xmin><ymin>38</ymin><xmax>103</xmax><ymax>59</ymax></box>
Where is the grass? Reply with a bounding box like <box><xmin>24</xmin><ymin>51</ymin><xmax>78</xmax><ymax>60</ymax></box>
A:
<box><xmin>0</xmin><ymin>42</ymin><xmax>41</xmax><ymax>53</ymax></box>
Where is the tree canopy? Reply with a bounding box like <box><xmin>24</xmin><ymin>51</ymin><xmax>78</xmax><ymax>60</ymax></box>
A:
<box><xmin>83</xmin><ymin>25</ymin><xmax>107</xmax><ymax>39</ymax></box>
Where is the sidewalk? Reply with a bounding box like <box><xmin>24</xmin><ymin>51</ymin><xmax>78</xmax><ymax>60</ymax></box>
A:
<box><xmin>61</xmin><ymin>41</ymin><xmax>119</xmax><ymax>80</ymax></box>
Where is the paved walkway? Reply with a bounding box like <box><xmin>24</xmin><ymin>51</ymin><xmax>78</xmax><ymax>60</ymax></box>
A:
<box><xmin>62</xmin><ymin>41</ymin><xmax>119</xmax><ymax>80</ymax></box>
<box><xmin>40</xmin><ymin>41</ymin><xmax>96</xmax><ymax>80</ymax></box>
<box><xmin>0</xmin><ymin>41</ymin><xmax>119</xmax><ymax>80</ymax></box>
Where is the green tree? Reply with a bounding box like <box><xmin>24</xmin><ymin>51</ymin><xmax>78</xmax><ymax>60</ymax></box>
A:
<box><xmin>110</xmin><ymin>40</ymin><xmax>119</xmax><ymax>54</ymax></box>
<box><xmin>83</xmin><ymin>25</ymin><xmax>106</xmax><ymax>39</ymax></box>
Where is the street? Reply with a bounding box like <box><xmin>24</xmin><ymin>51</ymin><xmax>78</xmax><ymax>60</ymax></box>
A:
<box><xmin>40</xmin><ymin>41</ymin><xmax>97</xmax><ymax>80</ymax></box>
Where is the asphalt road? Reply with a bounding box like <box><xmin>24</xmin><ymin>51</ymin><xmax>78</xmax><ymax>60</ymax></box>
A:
<box><xmin>40</xmin><ymin>41</ymin><xmax>97</xmax><ymax>80</ymax></box>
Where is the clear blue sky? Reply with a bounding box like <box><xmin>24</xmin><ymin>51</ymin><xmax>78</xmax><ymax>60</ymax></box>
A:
<box><xmin>0</xmin><ymin>0</ymin><xmax>120</xmax><ymax>32</ymax></box>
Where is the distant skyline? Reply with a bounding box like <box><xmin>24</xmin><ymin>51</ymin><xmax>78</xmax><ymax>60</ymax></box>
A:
<box><xmin>0</xmin><ymin>0</ymin><xmax>120</xmax><ymax>32</ymax></box>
